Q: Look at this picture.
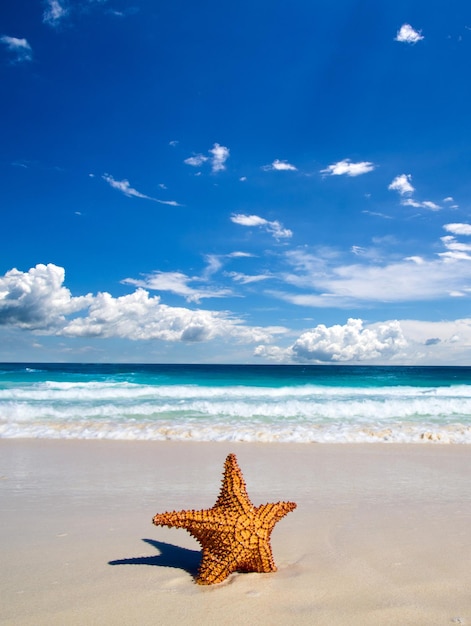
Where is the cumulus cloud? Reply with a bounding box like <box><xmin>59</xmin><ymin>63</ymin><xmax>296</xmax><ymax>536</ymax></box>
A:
<box><xmin>395</xmin><ymin>24</ymin><xmax>424</xmax><ymax>44</ymax></box>
<box><xmin>102</xmin><ymin>174</ymin><xmax>181</xmax><ymax>206</ymax></box>
<box><xmin>184</xmin><ymin>143</ymin><xmax>230</xmax><ymax>173</ymax></box>
<box><xmin>0</xmin><ymin>263</ymin><xmax>277</xmax><ymax>345</ymax></box>
<box><xmin>256</xmin><ymin>319</ymin><xmax>407</xmax><ymax>363</ymax></box>
<box><xmin>231</xmin><ymin>213</ymin><xmax>293</xmax><ymax>240</ymax></box>
<box><xmin>262</xmin><ymin>159</ymin><xmax>297</xmax><ymax>172</ymax></box>
<box><xmin>388</xmin><ymin>174</ymin><xmax>414</xmax><ymax>195</ymax></box>
<box><xmin>320</xmin><ymin>159</ymin><xmax>375</xmax><ymax>177</ymax></box>
<box><xmin>0</xmin><ymin>264</ymin><xmax>92</xmax><ymax>329</ymax></box>
<box><xmin>290</xmin><ymin>318</ymin><xmax>407</xmax><ymax>363</ymax></box>
<box><xmin>209</xmin><ymin>143</ymin><xmax>230</xmax><ymax>172</ymax></box>
<box><xmin>0</xmin><ymin>36</ymin><xmax>33</xmax><ymax>62</ymax></box>
<box><xmin>444</xmin><ymin>223</ymin><xmax>471</xmax><ymax>236</ymax></box>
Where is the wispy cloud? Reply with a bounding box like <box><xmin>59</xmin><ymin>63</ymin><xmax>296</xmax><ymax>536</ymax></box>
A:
<box><xmin>231</xmin><ymin>213</ymin><xmax>293</xmax><ymax>240</ymax></box>
<box><xmin>184</xmin><ymin>154</ymin><xmax>208</xmax><ymax>167</ymax></box>
<box><xmin>102</xmin><ymin>174</ymin><xmax>181</xmax><ymax>206</ymax></box>
<box><xmin>122</xmin><ymin>271</ymin><xmax>231</xmax><ymax>303</ymax></box>
<box><xmin>275</xmin><ymin>227</ymin><xmax>471</xmax><ymax>307</ymax></box>
<box><xmin>43</xmin><ymin>0</ymin><xmax>69</xmax><ymax>26</ymax></box>
<box><xmin>320</xmin><ymin>159</ymin><xmax>375</xmax><ymax>177</ymax></box>
<box><xmin>184</xmin><ymin>143</ymin><xmax>230</xmax><ymax>173</ymax></box>
<box><xmin>401</xmin><ymin>199</ymin><xmax>441</xmax><ymax>211</ymax></box>
<box><xmin>0</xmin><ymin>36</ymin><xmax>33</xmax><ymax>63</ymax></box>
<box><xmin>395</xmin><ymin>24</ymin><xmax>424</xmax><ymax>44</ymax></box>
<box><xmin>262</xmin><ymin>159</ymin><xmax>297</xmax><ymax>172</ymax></box>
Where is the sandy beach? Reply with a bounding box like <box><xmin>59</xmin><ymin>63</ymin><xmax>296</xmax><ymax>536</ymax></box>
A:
<box><xmin>1</xmin><ymin>439</ymin><xmax>470</xmax><ymax>625</ymax></box>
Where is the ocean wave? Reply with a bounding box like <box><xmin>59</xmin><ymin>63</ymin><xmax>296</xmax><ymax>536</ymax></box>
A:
<box><xmin>1</xmin><ymin>418</ymin><xmax>471</xmax><ymax>443</ymax></box>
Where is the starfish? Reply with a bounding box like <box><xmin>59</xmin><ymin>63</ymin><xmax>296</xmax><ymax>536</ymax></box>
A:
<box><xmin>152</xmin><ymin>453</ymin><xmax>297</xmax><ymax>585</ymax></box>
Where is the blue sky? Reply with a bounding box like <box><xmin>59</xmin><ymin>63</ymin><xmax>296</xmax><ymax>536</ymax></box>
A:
<box><xmin>2</xmin><ymin>0</ymin><xmax>471</xmax><ymax>364</ymax></box>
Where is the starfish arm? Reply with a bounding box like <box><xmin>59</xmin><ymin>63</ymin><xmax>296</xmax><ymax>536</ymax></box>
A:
<box><xmin>214</xmin><ymin>453</ymin><xmax>254</xmax><ymax>514</ymax></box>
<box><xmin>196</xmin><ymin>545</ymin><xmax>242</xmax><ymax>585</ymax></box>
<box><xmin>256</xmin><ymin>501</ymin><xmax>297</xmax><ymax>531</ymax></box>
<box><xmin>153</xmin><ymin>508</ymin><xmax>238</xmax><ymax>544</ymax></box>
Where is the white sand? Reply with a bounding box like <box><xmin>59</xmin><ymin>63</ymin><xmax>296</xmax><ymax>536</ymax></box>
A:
<box><xmin>1</xmin><ymin>440</ymin><xmax>470</xmax><ymax>626</ymax></box>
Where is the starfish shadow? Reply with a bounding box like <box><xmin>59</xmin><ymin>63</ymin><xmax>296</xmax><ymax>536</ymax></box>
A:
<box><xmin>108</xmin><ymin>539</ymin><xmax>201</xmax><ymax>578</ymax></box>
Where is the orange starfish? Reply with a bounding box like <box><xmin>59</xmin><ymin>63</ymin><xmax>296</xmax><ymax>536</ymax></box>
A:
<box><xmin>152</xmin><ymin>453</ymin><xmax>297</xmax><ymax>585</ymax></box>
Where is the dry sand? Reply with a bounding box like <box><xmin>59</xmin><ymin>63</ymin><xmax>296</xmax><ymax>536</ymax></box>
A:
<box><xmin>1</xmin><ymin>439</ymin><xmax>470</xmax><ymax>625</ymax></box>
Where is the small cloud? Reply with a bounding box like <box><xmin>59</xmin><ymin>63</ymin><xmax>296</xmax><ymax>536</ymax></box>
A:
<box><xmin>43</xmin><ymin>0</ymin><xmax>68</xmax><ymax>26</ymax></box>
<box><xmin>388</xmin><ymin>174</ymin><xmax>414</xmax><ymax>195</ymax></box>
<box><xmin>444</xmin><ymin>197</ymin><xmax>454</xmax><ymax>202</ymax></box>
<box><xmin>395</xmin><ymin>24</ymin><xmax>424</xmax><ymax>44</ymax></box>
<box><xmin>169</xmin><ymin>140</ymin><xmax>179</xmax><ymax>147</ymax></box>
<box><xmin>320</xmin><ymin>159</ymin><xmax>375</xmax><ymax>177</ymax></box>
<box><xmin>401</xmin><ymin>199</ymin><xmax>441</xmax><ymax>211</ymax></box>
<box><xmin>262</xmin><ymin>159</ymin><xmax>297</xmax><ymax>172</ymax></box>
<box><xmin>443</xmin><ymin>223</ymin><xmax>471</xmax><ymax>236</ymax></box>
<box><xmin>184</xmin><ymin>154</ymin><xmax>208</xmax><ymax>167</ymax></box>
<box><xmin>231</xmin><ymin>213</ymin><xmax>293</xmax><ymax>240</ymax></box>
<box><xmin>405</xmin><ymin>256</ymin><xmax>425</xmax><ymax>264</ymax></box>
<box><xmin>0</xmin><ymin>35</ymin><xmax>33</xmax><ymax>63</ymax></box>
<box><xmin>102</xmin><ymin>174</ymin><xmax>181</xmax><ymax>206</ymax></box>
<box><xmin>209</xmin><ymin>143</ymin><xmax>230</xmax><ymax>172</ymax></box>
<box><xmin>239</xmin><ymin>176</ymin><xmax>247</xmax><ymax>182</ymax></box>
<box><xmin>184</xmin><ymin>143</ymin><xmax>230</xmax><ymax>173</ymax></box>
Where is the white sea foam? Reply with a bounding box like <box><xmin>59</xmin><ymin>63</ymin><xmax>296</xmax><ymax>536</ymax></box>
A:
<box><xmin>1</xmin><ymin>379</ymin><xmax>471</xmax><ymax>443</ymax></box>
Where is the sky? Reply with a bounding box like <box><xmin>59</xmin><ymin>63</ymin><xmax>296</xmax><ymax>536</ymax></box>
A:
<box><xmin>2</xmin><ymin>1</ymin><xmax>471</xmax><ymax>364</ymax></box>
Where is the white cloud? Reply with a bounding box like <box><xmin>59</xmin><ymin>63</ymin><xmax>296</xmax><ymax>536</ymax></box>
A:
<box><xmin>395</xmin><ymin>24</ymin><xmax>424</xmax><ymax>44</ymax></box>
<box><xmin>262</xmin><ymin>159</ymin><xmax>297</xmax><ymax>172</ymax></box>
<box><xmin>276</xmin><ymin>238</ymin><xmax>471</xmax><ymax>307</ymax></box>
<box><xmin>0</xmin><ymin>36</ymin><xmax>33</xmax><ymax>62</ymax></box>
<box><xmin>226</xmin><ymin>271</ymin><xmax>271</xmax><ymax>284</ymax></box>
<box><xmin>0</xmin><ymin>263</ymin><xmax>276</xmax><ymax>345</ymax></box>
<box><xmin>388</xmin><ymin>174</ymin><xmax>415</xmax><ymax>195</ymax></box>
<box><xmin>102</xmin><ymin>174</ymin><xmax>181</xmax><ymax>206</ymax></box>
<box><xmin>43</xmin><ymin>0</ymin><xmax>69</xmax><ymax>26</ymax></box>
<box><xmin>209</xmin><ymin>143</ymin><xmax>230</xmax><ymax>172</ymax></box>
<box><xmin>184</xmin><ymin>143</ymin><xmax>230</xmax><ymax>173</ymax></box>
<box><xmin>256</xmin><ymin>319</ymin><xmax>407</xmax><ymax>363</ymax></box>
<box><xmin>231</xmin><ymin>213</ymin><xmax>293</xmax><ymax>240</ymax></box>
<box><xmin>289</xmin><ymin>319</ymin><xmax>407</xmax><ymax>363</ymax></box>
<box><xmin>444</xmin><ymin>223</ymin><xmax>471</xmax><ymax>236</ymax></box>
<box><xmin>0</xmin><ymin>264</ymin><xmax>92</xmax><ymax>330</ymax></box>
<box><xmin>401</xmin><ymin>198</ymin><xmax>441</xmax><ymax>210</ymax></box>
<box><xmin>122</xmin><ymin>271</ymin><xmax>231</xmax><ymax>303</ymax></box>
<box><xmin>320</xmin><ymin>159</ymin><xmax>375</xmax><ymax>177</ymax></box>
<box><xmin>184</xmin><ymin>154</ymin><xmax>208</xmax><ymax>167</ymax></box>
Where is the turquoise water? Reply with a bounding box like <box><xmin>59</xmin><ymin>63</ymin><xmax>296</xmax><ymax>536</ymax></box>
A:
<box><xmin>1</xmin><ymin>363</ymin><xmax>471</xmax><ymax>443</ymax></box>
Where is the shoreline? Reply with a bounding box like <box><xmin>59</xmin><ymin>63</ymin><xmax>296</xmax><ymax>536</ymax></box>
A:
<box><xmin>2</xmin><ymin>439</ymin><xmax>471</xmax><ymax>625</ymax></box>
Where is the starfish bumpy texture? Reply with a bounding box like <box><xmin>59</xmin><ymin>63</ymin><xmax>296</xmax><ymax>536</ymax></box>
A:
<box><xmin>152</xmin><ymin>453</ymin><xmax>297</xmax><ymax>585</ymax></box>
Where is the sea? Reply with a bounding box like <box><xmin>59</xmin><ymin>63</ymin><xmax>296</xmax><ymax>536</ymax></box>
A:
<box><xmin>1</xmin><ymin>363</ymin><xmax>471</xmax><ymax>443</ymax></box>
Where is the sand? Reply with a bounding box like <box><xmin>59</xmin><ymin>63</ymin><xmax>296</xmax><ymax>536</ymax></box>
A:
<box><xmin>1</xmin><ymin>439</ymin><xmax>470</xmax><ymax>626</ymax></box>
